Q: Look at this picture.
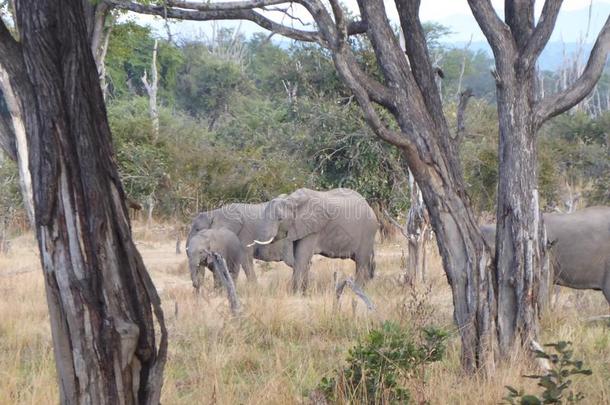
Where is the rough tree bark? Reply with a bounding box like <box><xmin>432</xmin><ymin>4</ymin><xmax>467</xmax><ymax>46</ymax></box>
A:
<box><xmin>468</xmin><ymin>0</ymin><xmax>610</xmax><ymax>358</ymax></box>
<box><xmin>0</xmin><ymin>1</ymin><xmax>167</xmax><ymax>403</ymax></box>
<box><xmin>0</xmin><ymin>1</ymin><xmax>112</xmax><ymax>220</ymax></box>
<box><xmin>108</xmin><ymin>0</ymin><xmax>495</xmax><ymax>372</ymax></box>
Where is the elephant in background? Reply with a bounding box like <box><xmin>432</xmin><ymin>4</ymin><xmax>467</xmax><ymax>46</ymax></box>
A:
<box><xmin>187</xmin><ymin>228</ymin><xmax>244</xmax><ymax>291</ymax></box>
<box><xmin>187</xmin><ymin>202</ymin><xmax>294</xmax><ymax>282</ymax></box>
<box><xmin>480</xmin><ymin>206</ymin><xmax>610</xmax><ymax>305</ymax></box>
<box><xmin>253</xmin><ymin>188</ymin><xmax>378</xmax><ymax>292</ymax></box>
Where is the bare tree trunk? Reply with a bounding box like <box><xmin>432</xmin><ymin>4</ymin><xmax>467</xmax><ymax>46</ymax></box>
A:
<box><xmin>146</xmin><ymin>193</ymin><xmax>155</xmax><ymax>230</ymax></box>
<box><xmin>142</xmin><ymin>39</ymin><xmax>159</xmax><ymax>142</ymax></box>
<box><xmin>0</xmin><ymin>67</ymin><xmax>34</xmax><ymax>223</ymax></box>
<box><xmin>0</xmin><ymin>1</ymin><xmax>168</xmax><ymax>403</ymax></box>
<box><xmin>495</xmin><ymin>81</ymin><xmax>546</xmax><ymax>355</ymax></box>
<box><xmin>406</xmin><ymin>170</ymin><xmax>430</xmax><ymax>284</ymax></box>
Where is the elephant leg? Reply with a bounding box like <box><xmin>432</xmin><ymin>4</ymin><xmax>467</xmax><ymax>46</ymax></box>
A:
<box><xmin>242</xmin><ymin>252</ymin><xmax>257</xmax><ymax>284</ymax></box>
<box><xmin>209</xmin><ymin>265</ymin><xmax>222</xmax><ymax>289</ymax></box>
<box><xmin>292</xmin><ymin>237</ymin><xmax>316</xmax><ymax>293</ymax></box>
<box><xmin>229</xmin><ymin>261</ymin><xmax>240</xmax><ymax>285</ymax></box>
<box><xmin>354</xmin><ymin>250</ymin><xmax>375</xmax><ymax>286</ymax></box>
<box><xmin>603</xmin><ymin>273</ymin><xmax>610</xmax><ymax>312</ymax></box>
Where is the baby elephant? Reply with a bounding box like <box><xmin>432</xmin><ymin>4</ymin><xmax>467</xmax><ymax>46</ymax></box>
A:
<box><xmin>186</xmin><ymin>228</ymin><xmax>245</xmax><ymax>292</ymax></box>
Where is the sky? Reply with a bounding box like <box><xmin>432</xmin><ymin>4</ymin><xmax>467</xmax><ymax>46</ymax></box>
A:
<box><xmin>134</xmin><ymin>0</ymin><xmax>610</xmax><ymax>44</ymax></box>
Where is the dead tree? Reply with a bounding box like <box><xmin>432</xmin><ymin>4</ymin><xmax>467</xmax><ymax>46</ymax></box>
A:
<box><xmin>0</xmin><ymin>1</ymin><xmax>167</xmax><ymax>403</ymax></box>
<box><xmin>468</xmin><ymin>0</ymin><xmax>610</xmax><ymax>358</ymax></box>
<box><xmin>142</xmin><ymin>39</ymin><xmax>159</xmax><ymax>142</ymax></box>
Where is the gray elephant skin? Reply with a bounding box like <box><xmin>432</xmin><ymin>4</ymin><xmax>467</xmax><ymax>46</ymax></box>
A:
<box><xmin>480</xmin><ymin>206</ymin><xmax>610</xmax><ymax>305</ymax></box>
<box><xmin>187</xmin><ymin>228</ymin><xmax>245</xmax><ymax>291</ymax></box>
<box><xmin>254</xmin><ymin>188</ymin><xmax>378</xmax><ymax>292</ymax></box>
<box><xmin>187</xmin><ymin>202</ymin><xmax>294</xmax><ymax>283</ymax></box>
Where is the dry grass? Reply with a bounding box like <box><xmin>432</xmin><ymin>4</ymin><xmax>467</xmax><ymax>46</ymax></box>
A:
<box><xmin>0</xmin><ymin>229</ymin><xmax>608</xmax><ymax>404</ymax></box>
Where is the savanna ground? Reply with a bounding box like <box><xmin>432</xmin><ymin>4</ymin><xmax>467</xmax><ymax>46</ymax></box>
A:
<box><xmin>0</xmin><ymin>223</ymin><xmax>608</xmax><ymax>404</ymax></box>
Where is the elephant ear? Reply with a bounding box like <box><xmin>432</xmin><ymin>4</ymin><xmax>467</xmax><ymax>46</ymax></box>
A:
<box><xmin>287</xmin><ymin>189</ymin><xmax>330</xmax><ymax>241</ymax></box>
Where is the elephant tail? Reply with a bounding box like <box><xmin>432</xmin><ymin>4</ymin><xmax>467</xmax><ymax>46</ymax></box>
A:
<box><xmin>370</xmin><ymin>250</ymin><xmax>376</xmax><ymax>279</ymax></box>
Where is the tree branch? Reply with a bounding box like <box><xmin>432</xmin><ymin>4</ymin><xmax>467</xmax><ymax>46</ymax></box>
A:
<box><xmin>0</xmin><ymin>110</ymin><xmax>16</xmax><ymax>160</ymax></box>
<box><xmin>505</xmin><ymin>0</ymin><xmax>535</xmax><ymax>50</ymax></box>
<box><xmin>0</xmin><ymin>15</ymin><xmax>23</xmax><ymax>76</ymax></box>
<box><xmin>335</xmin><ymin>276</ymin><xmax>375</xmax><ymax>311</ymax></box>
<box><xmin>455</xmin><ymin>88</ymin><xmax>473</xmax><ymax>145</ymax></box>
<box><xmin>534</xmin><ymin>15</ymin><xmax>610</xmax><ymax>126</ymax></box>
<box><xmin>105</xmin><ymin>0</ymin><xmax>366</xmax><ymax>44</ymax></box>
<box><xmin>395</xmin><ymin>0</ymin><xmax>445</xmax><ymax>122</ymax></box>
<box><xmin>167</xmin><ymin>0</ymin><xmax>288</xmax><ymax>10</ymax></box>
<box><xmin>467</xmin><ymin>0</ymin><xmax>515</xmax><ymax>59</ymax></box>
<box><xmin>520</xmin><ymin>0</ymin><xmax>563</xmax><ymax>68</ymax></box>
<box><xmin>106</xmin><ymin>0</ymin><xmax>322</xmax><ymax>42</ymax></box>
<box><xmin>382</xmin><ymin>208</ymin><xmax>409</xmax><ymax>239</ymax></box>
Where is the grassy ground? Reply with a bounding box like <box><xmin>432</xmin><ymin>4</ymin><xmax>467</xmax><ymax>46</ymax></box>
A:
<box><xmin>0</xmin><ymin>226</ymin><xmax>608</xmax><ymax>404</ymax></box>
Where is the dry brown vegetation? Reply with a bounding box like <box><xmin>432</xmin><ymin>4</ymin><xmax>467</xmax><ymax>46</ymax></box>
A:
<box><xmin>0</xmin><ymin>224</ymin><xmax>608</xmax><ymax>404</ymax></box>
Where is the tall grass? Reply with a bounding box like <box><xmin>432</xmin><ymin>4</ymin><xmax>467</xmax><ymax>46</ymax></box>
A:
<box><xmin>0</xmin><ymin>231</ymin><xmax>607</xmax><ymax>404</ymax></box>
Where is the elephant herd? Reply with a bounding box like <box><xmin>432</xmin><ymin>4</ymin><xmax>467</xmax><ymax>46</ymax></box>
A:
<box><xmin>186</xmin><ymin>188</ymin><xmax>610</xmax><ymax>307</ymax></box>
<box><xmin>186</xmin><ymin>188</ymin><xmax>378</xmax><ymax>293</ymax></box>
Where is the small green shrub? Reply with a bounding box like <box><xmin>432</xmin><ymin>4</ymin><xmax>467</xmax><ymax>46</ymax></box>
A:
<box><xmin>318</xmin><ymin>321</ymin><xmax>448</xmax><ymax>404</ymax></box>
<box><xmin>504</xmin><ymin>341</ymin><xmax>593</xmax><ymax>405</ymax></box>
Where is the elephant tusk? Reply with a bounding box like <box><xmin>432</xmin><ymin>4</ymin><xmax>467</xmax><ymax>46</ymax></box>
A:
<box><xmin>247</xmin><ymin>237</ymin><xmax>274</xmax><ymax>247</ymax></box>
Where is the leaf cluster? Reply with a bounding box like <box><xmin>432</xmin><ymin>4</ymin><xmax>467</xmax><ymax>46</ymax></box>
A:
<box><xmin>504</xmin><ymin>341</ymin><xmax>593</xmax><ymax>405</ymax></box>
<box><xmin>318</xmin><ymin>322</ymin><xmax>448</xmax><ymax>404</ymax></box>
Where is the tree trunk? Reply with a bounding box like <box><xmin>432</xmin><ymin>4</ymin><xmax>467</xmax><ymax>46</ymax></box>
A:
<box><xmin>10</xmin><ymin>1</ymin><xmax>167</xmax><ymax>403</ymax></box>
<box><xmin>0</xmin><ymin>67</ymin><xmax>34</xmax><ymax>223</ymax></box>
<box><xmin>495</xmin><ymin>80</ymin><xmax>547</xmax><ymax>358</ymax></box>
<box><xmin>142</xmin><ymin>40</ymin><xmax>159</xmax><ymax>142</ymax></box>
<box><xmin>406</xmin><ymin>169</ymin><xmax>430</xmax><ymax>284</ymax></box>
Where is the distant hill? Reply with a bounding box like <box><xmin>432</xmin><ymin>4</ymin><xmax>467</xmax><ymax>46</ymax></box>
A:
<box><xmin>445</xmin><ymin>41</ymin><xmax>596</xmax><ymax>71</ymax></box>
<box><xmin>434</xmin><ymin>3</ymin><xmax>610</xmax><ymax>43</ymax></box>
<box><xmin>435</xmin><ymin>3</ymin><xmax>609</xmax><ymax>71</ymax></box>
<box><xmin>136</xmin><ymin>3</ymin><xmax>609</xmax><ymax>72</ymax></box>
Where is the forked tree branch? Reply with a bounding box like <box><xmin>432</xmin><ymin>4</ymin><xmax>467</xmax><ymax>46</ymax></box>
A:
<box><xmin>467</xmin><ymin>0</ymin><xmax>515</xmax><ymax>60</ymax></box>
<box><xmin>504</xmin><ymin>0</ymin><xmax>535</xmax><ymax>49</ymax></box>
<box><xmin>534</xmin><ymin>15</ymin><xmax>610</xmax><ymax>126</ymax></box>
<box><xmin>520</xmin><ymin>0</ymin><xmax>563</xmax><ymax>68</ymax></box>
<box><xmin>395</xmin><ymin>0</ymin><xmax>445</xmax><ymax>121</ymax></box>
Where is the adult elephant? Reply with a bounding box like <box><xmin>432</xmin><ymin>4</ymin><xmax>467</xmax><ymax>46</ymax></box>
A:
<box><xmin>480</xmin><ymin>206</ymin><xmax>610</xmax><ymax>305</ymax></box>
<box><xmin>252</xmin><ymin>188</ymin><xmax>378</xmax><ymax>292</ymax></box>
<box><xmin>187</xmin><ymin>202</ymin><xmax>294</xmax><ymax>283</ymax></box>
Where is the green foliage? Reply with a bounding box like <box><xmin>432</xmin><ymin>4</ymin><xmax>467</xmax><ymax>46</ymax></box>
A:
<box><xmin>318</xmin><ymin>322</ymin><xmax>448</xmax><ymax>404</ymax></box>
<box><xmin>105</xmin><ymin>21</ymin><xmax>183</xmax><ymax>101</ymax></box>
<box><xmin>297</xmin><ymin>100</ymin><xmax>409</xmax><ymax>214</ymax></box>
<box><xmin>504</xmin><ymin>342</ymin><xmax>593</xmax><ymax>405</ymax></box>
<box><xmin>176</xmin><ymin>41</ymin><xmax>250</xmax><ymax>127</ymax></box>
<box><xmin>0</xmin><ymin>158</ymin><xmax>21</xmax><ymax>214</ymax></box>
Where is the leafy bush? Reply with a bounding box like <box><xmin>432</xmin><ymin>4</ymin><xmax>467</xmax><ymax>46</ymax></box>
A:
<box><xmin>318</xmin><ymin>322</ymin><xmax>448</xmax><ymax>404</ymax></box>
<box><xmin>504</xmin><ymin>341</ymin><xmax>593</xmax><ymax>405</ymax></box>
